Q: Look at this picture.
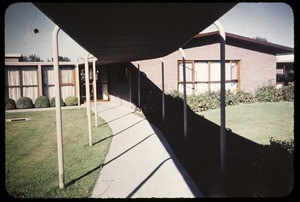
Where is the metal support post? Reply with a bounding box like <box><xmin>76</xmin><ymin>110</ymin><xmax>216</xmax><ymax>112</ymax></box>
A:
<box><xmin>85</xmin><ymin>53</ymin><xmax>92</xmax><ymax>146</ymax></box>
<box><xmin>75</xmin><ymin>63</ymin><xmax>81</xmax><ymax>108</ymax></box>
<box><xmin>179</xmin><ymin>48</ymin><xmax>188</xmax><ymax>140</ymax></box>
<box><xmin>161</xmin><ymin>58</ymin><xmax>165</xmax><ymax>122</ymax></box>
<box><xmin>52</xmin><ymin>25</ymin><xmax>64</xmax><ymax>189</ymax></box>
<box><xmin>214</xmin><ymin>20</ymin><xmax>226</xmax><ymax>174</ymax></box>
<box><xmin>128</xmin><ymin>66</ymin><xmax>132</xmax><ymax>108</ymax></box>
<box><xmin>137</xmin><ymin>62</ymin><xmax>141</xmax><ymax>108</ymax></box>
<box><xmin>93</xmin><ymin>58</ymin><xmax>98</xmax><ymax>127</ymax></box>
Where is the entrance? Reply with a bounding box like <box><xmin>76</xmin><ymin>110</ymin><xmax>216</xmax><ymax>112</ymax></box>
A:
<box><xmin>79</xmin><ymin>65</ymin><xmax>104</xmax><ymax>103</ymax></box>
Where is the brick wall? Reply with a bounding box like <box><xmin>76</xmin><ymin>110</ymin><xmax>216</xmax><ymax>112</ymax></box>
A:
<box><xmin>107</xmin><ymin>43</ymin><xmax>277</xmax><ymax>107</ymax></box>
<box><xmin>133</xmin><ymin>43</ymin><xmax>276</xmax><ymax>93</ymax></box>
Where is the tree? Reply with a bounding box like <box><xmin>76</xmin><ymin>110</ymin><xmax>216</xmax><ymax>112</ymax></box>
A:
<box><xmin>20</xmin><ymin>55</ymin><xmax>28</xmax><ymax>62</ymax></box>
<box><xmin>20</xmin><ymin>54</ymin><xmax>43</xmax><ymax>62</ymax></box>
<box><xmin>48</xmin><ymin>56</ymin><xmax>71</xmax><ymax>62</ymax></box>
<box><xmin>28</xmin><ymin>54</ymin><xmax>43</xmax><ymax>62</ymax></box>
<box><xmin>59</xmin><ymin>56</ymin><xmax>71</xmax><ymax>61</ymax></box>
<box><xmin>254</xmin><ymin>36</ymin><xmax>269</xmax><ymax>43</ymax></box>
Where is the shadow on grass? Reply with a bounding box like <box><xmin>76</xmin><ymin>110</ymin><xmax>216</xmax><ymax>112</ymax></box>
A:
<box><xmin>144</xmin><ymin>96</ymin><xmax>294</xmax><ymax>197</ymax></box>
<box><xmin>107</xmin><ymin>62</ymin><xmax>294</xmax><ymax>197</ymax></box>
<box><xmin>66</xmin><ymin>165</ymin><xmax>102</xmax><ymax>188</ymax></box>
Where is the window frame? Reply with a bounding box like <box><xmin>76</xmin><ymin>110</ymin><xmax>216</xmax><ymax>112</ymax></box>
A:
<box><xmin>177</xmin><ymin>59</ymin><xmax>240</xmax><ymax>94</ymax></box>
<box><xmin>5</xmin><ymin>66</ymin><xmax>39</xmax><ymax>100</ymax></box>
<box><xmin>42</xmin><ymin>65</ymin><xmax>76</xmax><ymax>98</ymax></box>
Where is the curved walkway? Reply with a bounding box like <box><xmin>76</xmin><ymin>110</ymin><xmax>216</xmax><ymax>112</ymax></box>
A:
<box><xmin>90</xmin><ymin>102</ymin><xmax>203</xmax><ymax>198</ymax></box>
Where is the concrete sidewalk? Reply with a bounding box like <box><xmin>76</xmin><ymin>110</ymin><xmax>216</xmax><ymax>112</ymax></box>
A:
<box><xmin>90</xmin><ymin>102</ymin><xmax>203</xmax><ymax>198</ymax></box>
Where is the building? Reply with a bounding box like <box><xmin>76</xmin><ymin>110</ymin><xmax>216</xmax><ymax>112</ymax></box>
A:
<box><xmin>5</xmin><ymin>54</ymin><xmax>108</xmax><ymax>103</ymax></box>
<box><xmin>5</xmin><ymin>31</ymin><xmax>293</xmax><ymax>106</ymax></box>
<box><xmin>276</xmin><ymin>53</ymin><xmax>294</xmax><ymax>88</ymax></box>
<box><xmin>106</xmin><ymin>31</ymin><xmax>294</xmax><ymax>107</ymax></box>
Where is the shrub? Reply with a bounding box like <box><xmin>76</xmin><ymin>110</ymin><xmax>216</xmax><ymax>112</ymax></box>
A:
<box><xmin>269</xmin><ymin>137</ymin><xmax>294</xmax><ymax>155</ymax></box>
<box><xmin>170</xmin><ymin>90</ymin><xmax>224</xmax><ymax>112</ymax></box>
<box><xmin>281</xmin><ymin>82</ymin><xmax>294</xmax><ymax>102</ymax></box>
<box><xmin>186</xmin><ymin>91</ymin><xmax>221</xmax><ymax>112</ymax></box>
<box><xmin>204</xmin><ymin>91</ymin><xmax>220</xmax><ymax>110</ymax></box>
<box><xmin>34</xmin><ymin>96</ymin><xmax>50</xmax><ymax>108</ymax></box>
<box><xmin>50</xmin><ymin>97</ymin><xmax>65</xmax><ymax>107</ymax></box>
<box><xmin>65</xmin><ymin>96</ymin><xmax>78</xmax><ymax>106</ymax></box>
<box><xmin>187</xmin><ymin>94</ymin><xmax>207</xmax><ymax>112</ymax></box>
<box><xmin>165</xmin><ymin>93</ymin><xmax>184</xmax><ymax>115</ymax></box>
<box><xmin>226</xmin><ymin>90</ymin><xmax>238</xmax><ymax>106</ymax></box>
<box><xmin>168</xmin><ymin>90</ymin><xmax>183</xmax><ymax>99</ymax></box>
<box><xmin>187</xmin><ymin>94</ymin><xmax>200</xmax><ymax>112</ymax></box>
<box><xmin>141</xmin><ymin>92</ymin><xmax>161</xmax><ymax>116</ymax></box>
<box><xmin>255</xmin><ymin>86</ymin><xmax>279</xmax><ymax>102</ymax></box>
<box><xmin>5</xmin><ymin>98</ymin><xmax>16</xmax><ymax>110</ymax></box>
<box><xmin>236</xmin><ymin>90</ymin><xmax>255</xmax><ymax>104</ymax></box>
<box><xmin>274</xmin><ymin>87</ymin><xmax>285</xmax><ymax>102</ymax></box>
<box><xmin>16</xmin><ymin>97</ymin><xmax>34</xmax><ymax>109</ymax></box>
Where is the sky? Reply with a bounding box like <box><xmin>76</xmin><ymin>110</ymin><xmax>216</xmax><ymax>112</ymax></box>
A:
<box><xmin>4</xmin><ymin>2</ymin><xmax>294</xmax><ymax>62</ymax></box>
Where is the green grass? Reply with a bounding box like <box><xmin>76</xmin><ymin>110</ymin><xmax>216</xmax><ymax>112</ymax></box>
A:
<box><xmin>5</xmin><ymin>108</ymin><xmax>112</xmax><ymax>198</ymax></box>
<box><xmin>198</xmin><ymin>102</ymin><xmax>294</xmax><ymax>145</ymax></box>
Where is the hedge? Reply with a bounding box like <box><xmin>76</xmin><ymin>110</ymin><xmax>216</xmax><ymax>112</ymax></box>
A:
<box><xmin>50</xmin><ymin>97</ymin><xmax>65</xmax><ymax>107</ymax></box>
<box><xmin>281</xmin><ymin>82</ymin><xmax>294</xmax><ymax>102</ymax></box>
<box><xmin>168</xmin><ymin>82</ymin><xmax>294</xmax><ymax>113</ymax></box>
<box><xmin>65</xmin><ymin>96</ymin><xmax>78</xmax><ymax>106</ymax></box>
<box><xmin>236</xmin><ymin>90</ymin><xmax>255</xmax><ymax>104</ymax></box>
<box><xmin>255</xmin><ymin>86</ymin><xmax>279</xmax><ymax>102</ymax></box>
<box><xmin>16</xmin><ymin>97</ymin><xmax>34</xmax><ymax>109</ymax></box>
<box><xmin>5</xmin><ymin>98</ymin><xmax>16</xmax><ymax>110</ymax></box>
<box><xmin>34</xmin><ymin>96</ymin><xmax>50</xmax><ymax>108</ymax></box>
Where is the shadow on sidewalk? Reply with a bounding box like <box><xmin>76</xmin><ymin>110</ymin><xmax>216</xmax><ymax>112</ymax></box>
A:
<box><xmin>107</xmin><ymin>62</ymin><xmax>294</xmax><ymax>197</ymax></box>
<box><xmin>126</xmin><ymin>157</ymin><xmax>171</xmax><ymax>198</ymax></box>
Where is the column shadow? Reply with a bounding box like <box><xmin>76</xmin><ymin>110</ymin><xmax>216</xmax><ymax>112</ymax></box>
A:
<box><xmin>106</xmin><ymin>62</ymin><xmax>294</xmax><ymax>197</ymax></box>
<box><xmin>126</xmin><ymin>157</ymin><xmax>171</xmax><ymax>198</ymax></box>
<box><xmin>66</xmin><ymin>133</ymin><xmax>154</xmax><ymax>188</ymax></box>
<box><xmin>93</xmin><ymin>119</ymin><xmax>146</xmax><ymax>146</ymax></box>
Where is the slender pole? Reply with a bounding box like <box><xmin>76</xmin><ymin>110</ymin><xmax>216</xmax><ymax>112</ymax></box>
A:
<box><xmin>179</xmin><ymin>48</ymin><xmax>188</xmax><ymax>140</ymax></box>
<box><xmin>128</xmin><ymin>66</ymin><xmax>132</xmax><ymax>108</ymax></box>
<box><xmin>85</xmin><ymin>53</ymin><xmax>92</xmax><ymax>146</ymax></box>
<box><xmin>214</xmin><ymin>20</ymin><xmax>226</xmax><ymax>174</ymax></box>
<box><xmin>161</xmin><ymin>58</ymin><xmax>165</xmax><ymax>122</ymax></box>
<box><xmin>137</xmin><ymin>62</ymin><xmax>141</xmax><ymax>108</ymax></box>
<box><xmin>75</xmin><ymin>63</ymin><xmax>81</xmax><ymax>108</ymax></box>
<box><xmin>93</xmin><ymin>58</ymin><xmax>98</xmax><ymax>127</ymax></box>
<box><xmin>52</xmin><ymin>25</ymin><xmax>64</xmax><ymax>189</ymax></box>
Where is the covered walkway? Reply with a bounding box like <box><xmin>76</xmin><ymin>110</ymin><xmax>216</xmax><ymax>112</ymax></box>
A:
<box><xmin>90</xmin><ymin>102</ymin><xmax>203</xmax><ymax>198</ymax></box>
<box><xmin>33</xmin><ymin>3</ymin><xmax>237</xmax><ymax>189</ymax></box>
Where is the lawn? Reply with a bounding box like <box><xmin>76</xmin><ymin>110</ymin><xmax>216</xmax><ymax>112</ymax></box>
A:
<box><xmin>5</xmin><ymin>108</ymin><xmax>112</xmax><ymax>198</ymax></box>
<box><xmin>142</xmin><ymin>97</ymin><xmax>294</xmax><ymax>197</ymax></box>
<box><xmin>198</xmin><ymin>102</ymin><xmax>294</xmax><ymax>145</ymax></box>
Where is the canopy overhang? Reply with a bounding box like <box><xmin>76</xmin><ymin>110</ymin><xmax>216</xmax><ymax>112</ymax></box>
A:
<box><xmin>34</xmin><ymin>3</ymin><xmax>236</xmax><ymax>65</ymax></box>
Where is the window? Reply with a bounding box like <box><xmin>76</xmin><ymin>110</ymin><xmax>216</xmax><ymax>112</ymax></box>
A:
<box><xmin>5</xmin><ymin>66</ymin><xmax>38</xmax><ymax>101</ymax></box>
<box><xmin>194</xmin><ymin>62</ymin><xmax>209</xmax><ymax>93</ymax></box>
<box><xmin>42</xmin><ymin>66</ymin><xmax>55</xmax><ymax>100</ymax></box>
<box><xmin>178</xmin><ymin>60</ymin><xmax>240</xmax><ymax>94</ymax></box>
<box><xmin>60</xmin><ymin>66</ymin><xmax>75</xmax><ymax>100</ymax></box>
<box><xmin>178</xmin><ymin>61</ymin><xmax>194</xmax><ymax>94</ymax></box>
<box><xmin>42</xmin><ymin>66</ymin><xmax>75</xmax><ymax>100</ymax></box>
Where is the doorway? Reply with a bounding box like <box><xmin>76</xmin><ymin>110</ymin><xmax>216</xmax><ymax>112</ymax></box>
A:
<box><xmin>79</xmin><ymin>64</ymin><xmax>104</xmax><ymax>103</ymax></box>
